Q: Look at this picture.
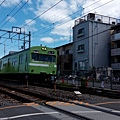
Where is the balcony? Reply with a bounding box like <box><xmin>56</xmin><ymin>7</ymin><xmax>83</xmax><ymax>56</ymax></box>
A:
<box><xmin>111</xmin><ymin>33</ymin><xmax>120</xmax><ymax>42</ymax></box>
<box><xmin>111</xmin><ymin>48</ymin><xmax>120</xmax><ymax>56</ymax></box>
<box><xmin>111</xmin><ymin>63</ymin><xmax>120</xmax><ymax>70</ymax></box>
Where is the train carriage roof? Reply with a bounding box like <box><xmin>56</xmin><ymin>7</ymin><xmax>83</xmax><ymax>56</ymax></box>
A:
<box><xmin>0</xmin><ymin>46</ymin><xmax>56</xmax><ymax>59</ymax></box>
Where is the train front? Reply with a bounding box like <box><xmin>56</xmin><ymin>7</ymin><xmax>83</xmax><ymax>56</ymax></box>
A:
<box><xmin>29</xmin><ymin>46</ymin><xmax>57</xmax><ymax>83</ymax></box>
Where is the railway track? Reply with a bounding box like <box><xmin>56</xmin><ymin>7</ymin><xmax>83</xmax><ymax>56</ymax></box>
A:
<box><xmin>0</xmin><ymin>83</ymin><xmax>93</xmax><ymax>120</ymax></box>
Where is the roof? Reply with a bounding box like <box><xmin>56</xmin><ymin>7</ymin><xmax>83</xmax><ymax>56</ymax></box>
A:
<box><xmin>54</xmin><ymin>42</ymin><xmax>73</xmax><ymax>49</ymax></box>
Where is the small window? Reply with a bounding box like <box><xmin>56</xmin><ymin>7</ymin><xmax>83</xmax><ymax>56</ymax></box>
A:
<box><xmin>77</xmin><ymin>44</ymin><xmax>84</xmax><ymax>50</ymax></box>
<box><xmin>65</xmin><ymin>49</ymin><xmax>70</xmax><ymax>54</ymax></box>
<box><xmin>12</xmin><ymin>57</ymin><xmax>18</xmax><ymax>66</ymax></box>
<box><xmin>19</xmin><ymin>54</ymin><xmax>23</xmax><ymax>64</ymax></box>
<box><xmin>77</xmin><ymin>28</ymin><xmax>84</xmax><ymax>37</ymax></box>
<box><xmin>77</xmin><ymin>44</ymin><xmax>84</xmax><ymax>53</ymax></box>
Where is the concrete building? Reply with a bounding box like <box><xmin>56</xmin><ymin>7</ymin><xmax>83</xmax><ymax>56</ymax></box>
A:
<box><xmin>55</xmin><ymin>43</ymin><xmax>73</xmax><ymax>75</ymax></box>
<box><xmin>111</xmin><ymin>24</ymin><xmax>120</xmax><ymax>75</ymax></box>
<box><xmin>73</xmin><ymin>13</ymin><xmax>120</xmax><ymax>74</ymax></box>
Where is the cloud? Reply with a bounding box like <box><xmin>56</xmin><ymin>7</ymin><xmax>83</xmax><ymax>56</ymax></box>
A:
<box><xmin>51</xmin><ymin>20</ymin><xmax>74</xmax><ymax>37</ymax></box>
<box><xmin>40</xmin><ymin>37</ymin><xmax>54</xmax><ymax>43</ymax></box>
<box><xmin>82</xmin><ymin>0</ymin><xmax>120</xmax><ymax>18</ymax></box>
<box><xmin>1</xmin><ymin>0</ymin><xmax>32</xmax><ymax>7</ymax></box>
<box><xmin>21</xmin><ymin>19</ymin><xmax>37</xmax><ymax>32</ymax></box>
<box><xmin>6</xmin><ymin>16</ymin><xmax>16</xmax><ymax>22</ymax></box>
<box><xmin>34</xmin><ymin>0</ymin><xmax>71</xmax><ymax>23</ymax></box>
<box><xmin>34</xmin><ymin>0</ymin><xmax>80</xmax><ymax>41</ymax></box>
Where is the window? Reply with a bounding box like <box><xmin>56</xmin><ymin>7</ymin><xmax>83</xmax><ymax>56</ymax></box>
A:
<box><xmin>78</xmin><ymin>61</ymin><xmax>86</xmax><ymax>70</ymax></box>
<box><xmin>19</xmin><ymin>54</ymin><xmax>23</xmax><ymax>64</ymax></box>
<box><xmin>12</xmin><ymin>57</ymin><xmax>18</xmax><ymax>66</ymax></box>
<box><xmin>78</xmin><ymin>44</ymin><xmax>84</xmax><ymax>50</ymax></box>
<box><xmin>32</xmin><ymin>53</ymin><xmax>56</xmax><ymax>62</ymax></box>
<box><xmin>77</xmin><ymin>28</ymin><xmax>84</xmax><ymax>37</ymax></box>
<box><xmin>77</xmin><ymin>44</ymin><xmax>84</xmax><ymax>53</ymax></box>
<box><xmin>32</xmin><ymin>53</ymin><xmax>39</xmax><ymax>61</ymax></box>
<box><xmin>65</xmin><ymin>49</ymin><xmax>70</xmax><ymax>54</ymax></box>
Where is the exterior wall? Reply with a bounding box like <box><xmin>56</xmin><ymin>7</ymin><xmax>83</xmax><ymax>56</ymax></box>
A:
<box><xmin>73</xmin><ymin>22</ymin><xmax>89</xmax><ymax>71</ymax></box>
<box><xmin>55</xmin><ymin>43</ymin><xmax>73</xmax><ymax>75</ymax></box>
<box><xmin>73</xmin><ymin>13</ymin><xmax>116</xmax><ymax>72</ymax></box>
<box><xmin>111</xmin><ymin>25</ymin><xmax>120</xmax><ymax>74</ymax></box>
<box><xmin>88</xmin><ymin>22</ymin><xmax>111</xmax><ymax>68</ymax></box>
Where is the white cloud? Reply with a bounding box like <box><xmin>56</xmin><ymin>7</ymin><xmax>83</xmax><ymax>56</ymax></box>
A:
<box><xmin>25</xmin><ymin>19</ymin><xmax>36</xmax><ymax>26</ymax></box>
<box><xmin>40</xmin><ymin>37</ymin><xmax>54</xmax><ymax>43</ymax></box>
<box><xmin>51</xmin><ymin>20</ymin><xmax>74</xmax><ymax>37</ymax></box>
<box><xmin>6</xmin><ymin>16</ymin><xmax>16</xmax><ymax>22</ymax></box>
<box><xmin>34</xmin><ymin>0</ymin><xmax>71</xmax><ymax>23</ymax></box>
<box><xmin>21</xmin><ymin>19</ymin><xmax>37</xmax><ymax>33</ymax></box>
<box><xmin>1</xmin><ymin>0</ymin><xmax>32</xmax><ymax>7</ymax></box>
<box><xmin>82</xmin><ymin>0</ymin><xmax>120</xmax><ymax>18</ymax></box>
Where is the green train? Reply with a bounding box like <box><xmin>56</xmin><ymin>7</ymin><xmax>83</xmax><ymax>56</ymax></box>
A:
<box><xmin>0</xmin><ymin>46</ymin><xmax>57</xmax><ymax>83</ymax></box>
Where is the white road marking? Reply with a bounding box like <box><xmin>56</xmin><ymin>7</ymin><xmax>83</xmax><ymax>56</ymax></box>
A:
<box><xmin>72</xmin><ymin>111</ymin><xmax>102</xmax><ymax>113</ymax></box>
<box><xmin>112</xmin><ymin>110</ymin><xmax>120</xmax><ymax>113</ymax></box>
<box><xmin>0</xmin><ymin>112</ymin><xmax>59</xmax><ymax>120</ymax></box>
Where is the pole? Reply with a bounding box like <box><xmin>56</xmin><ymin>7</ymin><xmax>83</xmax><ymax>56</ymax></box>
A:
<box><xmin>110</xmin><ymin>70</ymin><xmax>112</xmax><ymax>89</ymax></box>
<box><xmin>29</xmin><ymin>31</ymin><xmax>31</xmax><ymax>48</ymax></box>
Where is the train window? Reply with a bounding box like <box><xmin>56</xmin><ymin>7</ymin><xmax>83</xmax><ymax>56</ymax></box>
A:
<box><xmin>32</xmin><ymin>53</ymin><xmax>39</xmax><ymax>61</ymax></box>
<box><xmin>40</xmin><ymin>54</ymin><xmax>56</xmax><ymax>62</ymax></box>
<box><xmin>19</xmin><ymin>54</ymin><xmax>23</xmax><ymax>64</ymax></box>
<box><xmin>12</xmin><ymin>57</ymin><xmax>18</xmax><ymax>66</ymax></box>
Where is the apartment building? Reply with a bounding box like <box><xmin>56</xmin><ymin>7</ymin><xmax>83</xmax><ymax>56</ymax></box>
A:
<box><xmin>72</xmin><ymin>13</ymin><xmax>119</xmax><ymax>74</ymax></box>
<box><xmin>111</xmin><ymin>24</ymin><xmax>120</xmax><ymax>75</ymax></box>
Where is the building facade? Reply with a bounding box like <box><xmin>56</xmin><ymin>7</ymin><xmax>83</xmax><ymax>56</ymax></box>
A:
<box><xmin>73</xmin><ymin>13</ymin><xmax>119</xmax><ymax>74</ymax></box>
<box><xmin>55</xmin><ymin>43</ymin><xmax>73</xmax><ymax>75</ymax></box>
<box><xmin>111</xmin><ymin>24</ymin><xmax>120</xmax><ymax>75</ymax></box>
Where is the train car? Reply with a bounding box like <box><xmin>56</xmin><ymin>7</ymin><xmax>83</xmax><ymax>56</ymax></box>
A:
<box><xmin>0</xmin><ymin>46</ymin><xmax>57</xmax><ymax>83</ymax></box>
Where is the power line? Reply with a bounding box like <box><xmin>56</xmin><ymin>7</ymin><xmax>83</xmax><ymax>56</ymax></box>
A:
<box><xmin>0</xmin><ymin>0</ymin><xmax>29</xmax><ymax>28</ymax></box>
<box><xmin>33</xmin><ymin>0</ymin><xmax>101</xmax><ymax>35</ymax></box>
<box><xmin>21</xmin><ymin>0</ymin><xmax>63</xmax><ymax>28</ymax></box>
<box><xmin>33</xmin><ymin>0</ymin><xmax>115</xmax><ymax>38</ymax></box>
<box><xmin>7</xmin><ymin>0</ymin><xmax>63</xmax><ymax>42</ymax></box>
<box><xmin>0</xmin><ymin>0</ymin><xmax>5</xmax><ymax>6</ymax></box>
<box><xmin>0</xmin><ymin>0</ymin><xmax>24</xmax><ymax>25</ymax></box>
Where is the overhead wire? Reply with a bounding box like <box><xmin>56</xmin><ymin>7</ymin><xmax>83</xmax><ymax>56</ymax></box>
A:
<box><xmin>0</xmin><ymin>0</ymin><xmax>29</xmax><ymax>28</ymax></box>
<box><xmin>33</xmin><ymin>0</ymin><xmax>115</xmax><ymax>38</ymax></box>
<box><xmin>0</xmin><ymin>0</ymin><xmax>24</xmax><ymax>25</ymax></box>
<box><xmin>0</xmin><ymin>0</ymin><xmax>116</xmax><ymax>55</ymax></box>
<box><xmin>21</xmin><ymin>0</ymin><xmax>63</xmax><ymax>28</ymax></box>
<box><xmin>0</xmin><ymin>0</ymin><xmax>5</xmax><ymax>6</ymax></box>
<box><xmin>32</xmin><ymin>0</ymin><xmax>102</xmax><ymax>35</ymax></box>
<box><xmin>0</xmin><ymin>0</ymin><xmax>63</xmax><ymax>55</ymax></box>
<box><xmin>9</xmin><ymin>0</ymin><xmax>63</xmax><ymax>41</ymax></box>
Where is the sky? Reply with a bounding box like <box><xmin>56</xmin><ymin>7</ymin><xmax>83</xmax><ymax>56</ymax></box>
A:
<box><xmin>0</xmin><ymin>0</ymin><xmax>120</xmax><ymax>57</ymax></box>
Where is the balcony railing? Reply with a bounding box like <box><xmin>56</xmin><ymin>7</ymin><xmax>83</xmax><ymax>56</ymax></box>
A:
<box><xmin>111</xmin><ymin>48</ymin><xmax>120</xmax><ymax>56</ymax></box>
<box><xmin>111</xmin><ymin>33</ymin><xmax>120</xmax><ymax>41</ymax></box>
<box><xmin>111</xmin><ymin>63</ymin><xmax>120</xmax><ymax>70</ymax></box>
